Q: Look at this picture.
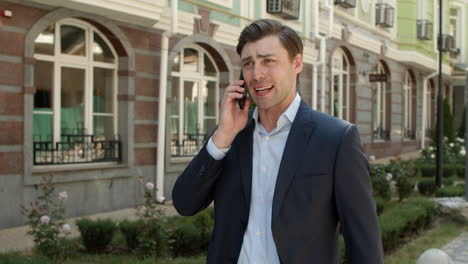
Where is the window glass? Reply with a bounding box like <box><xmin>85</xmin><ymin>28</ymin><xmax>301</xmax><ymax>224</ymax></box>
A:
<box><xmin>34</xmin><ymin>61</ymin><xmax>54</xmax><ymax>110</ymax></box>
<box><xmin>172</xmin><ymin>52</ymin><xmax>181</xmax><ymax>72</ymax></box>
<box><xmin>93</xmin><ymin>68</ymin><xmax>114</xmax><ymax>113</ymax></box>
<box><xmin>93</xmin><ymin>33</ymin><xmax>115</xmax><ymax>63</ymax></box>
<box><xmin>93</xmin><ymin>116</ymin><xmax>113</xmax><ymax>140</ymax></box>
<box><xmin>183</xmin><ymin>80</ymin><xmax>199</xmax><ymax>135</ymax></box>
<box><xmin>60</xmin><ymin>67</ymin><xmax>85</xmax><ymax>136</ymax></box>
<box><xmin>60</xmin><ymin>25</ymin><xmax>86</xmax><ymax>56</ymax></box>
<box><xmin>203</xmin><ymin>81</ymin><xmax>216</xmax><ymax>117</ymax></box>
<box><xmin>204</xmin><ymin>54</ymin><xmax>217</xmax><ymax>77</ymax></box>
<box><xmin>183</xmin><ymin>48</ymin><xmax>199</xmax><ymax>72</ymax></box>
<box><xmin>34</xmin><ymin>25</ymin><xmax>55</xmax><ymax>55</ymax></box>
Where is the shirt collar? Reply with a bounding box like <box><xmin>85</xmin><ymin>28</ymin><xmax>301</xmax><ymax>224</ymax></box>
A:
<box><xmin>252</xmin><ymin>93</ymin><xmax>301</xmax><ymax>129</ymax></box>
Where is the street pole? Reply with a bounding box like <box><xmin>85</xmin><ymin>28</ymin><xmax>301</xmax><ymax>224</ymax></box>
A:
<box><xmin>465</xmin><ymin>69</ymin><xmax>468</xmax><ymax>201</ymax></box>
<box><xmin>436</xmin><ymin>0</ymin><xmax>443</xmax><ymax>187</ymax></box>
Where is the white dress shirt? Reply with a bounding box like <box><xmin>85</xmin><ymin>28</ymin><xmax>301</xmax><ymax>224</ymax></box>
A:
<box><xmin>207</xmin><ymin>93</ymin><xmax>302</xmax><ymax>264</ymax></box>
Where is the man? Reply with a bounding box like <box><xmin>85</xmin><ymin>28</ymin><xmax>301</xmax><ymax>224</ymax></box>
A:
<box><xmin>172</xmin><ymin>19</ymin><xmax>383</xmax><ymax>264</ymax></box>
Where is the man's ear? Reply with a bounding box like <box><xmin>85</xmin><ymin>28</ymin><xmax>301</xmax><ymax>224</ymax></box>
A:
<box><xmin>293</xmin><ymin>53</ymin><xmax>303</xmax><ymax>74</ymax></box>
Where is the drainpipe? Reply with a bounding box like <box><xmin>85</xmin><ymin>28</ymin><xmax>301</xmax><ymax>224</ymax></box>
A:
<box><xmin>421</xmin><ymin>0</ymin><xmax>439</xmax><ymax>149</ymax></box>
<box><xmin>155</xmin><ymin>0</ymin><xmax>178</xmax><ymax>203</ymax></box>
<box><xmin>312</xmin><ymin>0</ymin><xmax>334</xmax><ymax>112</ymax></box>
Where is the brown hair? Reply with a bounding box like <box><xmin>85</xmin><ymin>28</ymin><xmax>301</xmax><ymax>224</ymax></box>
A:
<box><xmin>236</xmin><ymin>19</ymin><xmax>303</xmax><ymax>60</ymax></box>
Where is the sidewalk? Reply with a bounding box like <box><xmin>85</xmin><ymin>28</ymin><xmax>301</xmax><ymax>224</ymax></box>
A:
<box><xmin>0</xmin><ymin>203</ymin><xmax>178</xmax><ymax>253</ymax></box>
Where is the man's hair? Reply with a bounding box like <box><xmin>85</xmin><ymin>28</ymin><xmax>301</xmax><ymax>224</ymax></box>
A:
<box><xmin>236</xmin><ymin>19</ymin><xmax>303</xmax><ymax>61</ymax></box>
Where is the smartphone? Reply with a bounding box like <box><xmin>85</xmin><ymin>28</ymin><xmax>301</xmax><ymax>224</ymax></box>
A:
<box><xmin>237</xmin><ymin>71</ymin><xmax>248</xmax><ymax>109</ymax></box>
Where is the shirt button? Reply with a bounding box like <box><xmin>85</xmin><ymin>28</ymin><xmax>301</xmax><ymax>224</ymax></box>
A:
<box><xmin>255</xmin><ymin>231</ymin><xmax>261</xmax><ymax>236</ymax></box>
<box><xmin>261</xmin><ymin>167</ymin><xmax>266</xmax><ymax>173</ymax></box>
<box><xmin>265</xmin><ymin>136</ymin><xmax>270</xmax><ymax>141</ymax></box>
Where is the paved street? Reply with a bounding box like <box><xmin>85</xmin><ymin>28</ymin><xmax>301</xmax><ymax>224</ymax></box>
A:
<box><xmin>443</xmin><ymin>232</ymin><xmax>468</xmax><ymax>264</ymax></box>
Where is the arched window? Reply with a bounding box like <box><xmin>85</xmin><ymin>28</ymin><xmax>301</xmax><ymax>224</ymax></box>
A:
<box><xmin>33</xmin><ymin>18</ymin><xmax>118</xmax><ymax>164</ymax></box>
<box><xmin>170</xmin><ymin>46</ymin><xmax>219</xmax><ymax>157</ymax></box>
<box><xmin>372</xmin><ymin>62</ymin><xmax>390</xmax><ymax>140</ymax></box>
<box><xmin>403</xmin><ymin>71</ymin><xmax>415</xmax><ymax>139</ymax></box>
<box><xmin>330</xmin><ymin>48</ymin><xmax>350</xmax><ymax>120</ymax></box>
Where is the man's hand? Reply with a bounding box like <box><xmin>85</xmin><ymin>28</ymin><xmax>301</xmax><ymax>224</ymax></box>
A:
<box><xmin>212</xmin><ymin>80</ymin><xmax>251</xmax><ymax>148</ymax></box>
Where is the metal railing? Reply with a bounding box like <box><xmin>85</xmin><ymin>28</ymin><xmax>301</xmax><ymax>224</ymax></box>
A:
<box><xmin>171</xmin><ymin>133</ymin><xmax>207</xmax><ymax>157</ymax></box>
<box><xmin>33</xmin><ymin>133</ymin><xmax>121</xmax><ymax>165</ymax></box>
<box><xmin>373</xmin><ymin>127</ymin><xmax>391</xmax><ymax>141</ymax></box>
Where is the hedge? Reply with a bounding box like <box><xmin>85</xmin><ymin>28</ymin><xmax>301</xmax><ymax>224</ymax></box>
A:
<box><xmin>436</xmin><ymin>184</ymin><xmax>465</xmax><ymax>197</ymax></box>
<box><xmin>379</xmin><ymin>199</ymin><xmax>436</xmax><ymax>251</ymax></box>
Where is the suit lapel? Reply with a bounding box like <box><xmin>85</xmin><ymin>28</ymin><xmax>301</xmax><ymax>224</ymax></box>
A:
<box><xmin>271</xmin><ymin>101</ymin><xmax>317</xmax><ymax>226</ymax></box>
<box><xmin>239</xmin><ymin>117</ymin><xmax>255</xmax><ymax>217</ymax></box>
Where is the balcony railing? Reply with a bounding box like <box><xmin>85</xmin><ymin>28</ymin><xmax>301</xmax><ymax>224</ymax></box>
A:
<box><xmin>439</xmin><ymin>34</ymin><xmax>454</xmax><ymax>52</ymax></box>
<box><xmin>373</xmin><ymin>127</ymin><xmax>391</xmax><ymax>141</ymax></box>
<box><xmin>33</xmin><ymin>133</ymin><xmax>121</xmax><ymax>165</ymax></box>
<box><xmin>334</xmin><ymin>0</ymin><xmax>356</xmax><ymax>8</ymax></box>
<box><xmin>171</xmin><ymin>133</ymin><xmax>207</xmax><ymax>157</ymax></box>
<box><xmin>376</xmin><ymin>3</ymin><xmax>394</xmax><ymax>28</ymax></box>
<box><xmin>404</xmin><ymin>128</ymin><xmax>416</xmax><ymax>139</ymax></box>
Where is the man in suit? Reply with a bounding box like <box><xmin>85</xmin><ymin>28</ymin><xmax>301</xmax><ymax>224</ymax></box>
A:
<box><xmin>172</xmin><ymin>19</ymin><xmax>383</xmax><ymax>264</ymax></box>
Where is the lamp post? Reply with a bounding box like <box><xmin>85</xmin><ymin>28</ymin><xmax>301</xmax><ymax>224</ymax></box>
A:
<box><xmin>435</xmin><ymin>0</ymin><xmax>443</xmax><ymax>187</ymax></box>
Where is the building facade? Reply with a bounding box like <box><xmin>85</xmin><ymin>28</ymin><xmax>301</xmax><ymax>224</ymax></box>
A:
<box><xmin>0</xmin><ymin>0</ymin><xmax>466</xmax><ymax>229</ymax></box>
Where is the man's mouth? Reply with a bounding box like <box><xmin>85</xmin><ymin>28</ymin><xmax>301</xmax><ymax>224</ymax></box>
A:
<box><xmin>254</xmin><ymin>85</ymin><xmax>274</xmax><ymax>96</ymax></box>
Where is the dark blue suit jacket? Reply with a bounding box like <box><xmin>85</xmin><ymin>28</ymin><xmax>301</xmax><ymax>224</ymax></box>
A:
<box><xmin>173</xmin><ymin>100</ymin><xmax>384</xmax><ymax>264</ymax></box>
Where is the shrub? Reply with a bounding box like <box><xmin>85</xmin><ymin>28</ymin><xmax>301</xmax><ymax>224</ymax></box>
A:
<box><xmin>167</xmin><ymin>207</ymin><xmax>214</xmax><ymax>257</ymax></box>
<box><xmin>416</xmin><ymin>163</ymin><xmax>436</xmax><ymax>177</ymax></box>
<box><xmin>20</xmin><ymin>175</ymin><xmax>72</xmax><ymax>261</ymax></box>
<box><xmin>386</xmin><ymin>160</ymin><xmax>414</xmax><ymax>201</ymax></box>
<box><xmin>76</xmin><ymin>218</ymin><xmax>116</xmax><ymax>253</ymax></box>
<box><xmin>418</xmin><ymin>179</ymin><xmax>437</xmax><ymax>196</ymax></box>
<box><xmin>374</xmin><ymin>197</ymin><xmax>386</xmax><ymax>215</ymax></box>
<box><xmin>436</xmin><ymin>184</ymin><xmax>465</xmax><ymax>197</ymax></box>
<box><xmin>455</xmin><ymin>164</ymin><xmax>465</xmax><ymax>178</ymax></box>
<box><xmin>443</xmin><ymin>178</ymin><xmax>454</xmax><ymax>187</ymax></box>
<box><xmin>443</xmin><ymin>164</ymin><xmax>458</xmax><ymax>178</ymax></box>
<box><xmin>370</xmin><ymin>164</ymin><xmax>391</xmax><ymax>201</ymax></box>
<box><xmin>119</xmin><ymin>220</ymin><xmax>139</xmax><ymax>251</ymax></box>
<box><xmin>379</xmin><ymin>199</ymin><xmax>435</xmax><ymax>251</ymax></box>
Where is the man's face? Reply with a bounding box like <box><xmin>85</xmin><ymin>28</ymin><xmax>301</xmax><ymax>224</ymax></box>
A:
<box><xmin>240</xmin><ymin>35</ymin><xmax>303</xmax><ymax>113</ymax></box>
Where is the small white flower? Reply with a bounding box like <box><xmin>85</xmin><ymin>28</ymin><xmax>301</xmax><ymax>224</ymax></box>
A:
<box><xmin>58</xmin><ymin>191</ymin><xmax>68</xmax><ymax>201</ymax></box>
<box><xmin>386</xmin><ymin>173</ymin><xmax>393</xmax><ymax>181</ymax></box>
<box><xmin>461</xmin><ymin>150</ymin><xmax>466</xmax><ymax>156</ymax></box>
<box><xmin>449</xmin><ymin>143</ymin><xmax>455</xmax><ymax>147</ymax></box>
<box><xmin>369</xmin><ymin>155</ymin><xmax>376</xmax><ymax>161</ymax></box>
<box><xmin>429</xmin><ymin>146</ymin><xmax>434</xmax><ymax>151</ymax></box>
<box><xmin>40</xmin><ymin>215</ymin><xmax>50</xmax><ymax>224</ymax></box>
<box><xmin>431</xmin><ymin>154</ymin><xmax>435</xmax><ymax>159</ymax></box>
<box><xmin>62</xmin><ymin>224</ymin><xmax>71</xmax><ymax>232</ymax></box>
<box><xmin>145</xmin><ymin>182</ymin><xmax>155</xmax><ymax>190</ymax></box>
<box><xmin>444</xmin><ymin>137</ymin><xmax>448</xmax><ymax>141</ymax></box>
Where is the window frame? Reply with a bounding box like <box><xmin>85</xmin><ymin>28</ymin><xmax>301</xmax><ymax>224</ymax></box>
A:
<box><xmin>32</xmin><ymin>18</ymin><xmax>118</xmax><ymax>165</ymax></box>
<box><xmin>372</xmin><ymin>62</ymin><xmax>388</xmax><ymax>141</ymax></box>
<box><xmin>169</xmin><ymin>45</ymin><xmax>220</xmax><ymax>159</ymax></box>
<box><xmin>403</xmin><ymin>71</ymin><xmax>414</xmax><ymax>139</ymax></box>
<box><xmin>330</xmin><ymin>48</ymin><xmax>351</xmax><ymax>121</ymax></box>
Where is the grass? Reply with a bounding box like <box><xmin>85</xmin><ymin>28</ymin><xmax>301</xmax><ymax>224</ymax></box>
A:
<box><xmin>0</xmin><ymin>253</ymin><xmax>206</xmax><ymax>264</ymax></box>
<box><xmin>383</xmin><ymin>214</ymin><xmax>468</xmax><ymax>264</ymax></box>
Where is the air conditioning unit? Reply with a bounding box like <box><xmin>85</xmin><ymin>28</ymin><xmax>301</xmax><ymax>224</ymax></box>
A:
<box><xmin>450</xmin><ymin>48</ymin><xmax>460</xmax><ymax>58</ymax></box>
<box><xmin>334</xmin><ymin>0</ymin><xmax>356</xmax><ymax>8</ymax></box>
<box><xmin>375</xmin><ymin>3</ymin><xmax>394</xmax><ymax>28</ymax></box>
<box><xmin>439</xmin><ymin>34</ymin><xmax>454</xmax><ymax>52</ymax></box>
<box><xmin>267</xmin><ymin>0</ymin><xmax>300</xmax><ymax>19</ymax></box>
<box><xmin>417</xmin><ymin>19</ymin><xmax>432</xmax><ymax>40</ymax></box>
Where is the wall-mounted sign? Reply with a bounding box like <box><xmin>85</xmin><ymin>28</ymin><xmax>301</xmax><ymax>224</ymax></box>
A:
<box><xmin>369</xmin><ymin>73</ymin><xmax>387</xmax><ymax>82</ymax></box>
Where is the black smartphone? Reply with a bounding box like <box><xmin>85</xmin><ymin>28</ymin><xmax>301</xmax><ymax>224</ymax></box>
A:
<box><xmin>237</xmin><ymin>71</ymin><xmax>248</xmax><ymax>109</ymax></box>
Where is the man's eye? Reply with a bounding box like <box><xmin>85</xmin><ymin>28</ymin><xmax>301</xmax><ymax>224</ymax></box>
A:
<box><xmin>265</xmin><ymin>59</ymin><xmax>273</xmax><ymax>63</ymax></box>
<box><xmin>243</xmin><ymin>61</ymin><xmax>252</xmax><ymax>68</ymax></box>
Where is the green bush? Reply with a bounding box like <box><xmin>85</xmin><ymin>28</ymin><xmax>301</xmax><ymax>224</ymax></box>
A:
<box><xmin>134</xmin><ymin>219</ymin><xmax>168</xmax><ymax>258</ymax></box>
<box><xmin>443</xmin><ymin>164</ymin><xmax>458</xmax><ymax>178</ymax></box>
<box><xmin>379</xmin><ymin>199</ymin><xmax>435</xmax><ymax>251</ymax></box>
<box><xmin>443</xmin><ymin>178</ymin><xmax>455</xmax><ymax>186</ymax></box>
<box><xmin>375</xmin><ymin>197</ymin><xmax>386</xmax><ymax>215</ymax></box>
<box><xmin>395</xmin><ymin>176</ymin><xmax>413</xmax><ymax>202</ymax></box>
<box><xmin>455</xmin><ymin>164</ymin><xmax>465</xmax><ymax>178</ymax></box>
<box><xmin>436</xmin><ymin>184</ymin><xmax>465</xmax><ymax>197</ymax></box>
<box><xmin>416</xmin><ymin>163</ymin><xmax>436</xmax><ymax>177</ymax></box>
<box><xmin>370</xmin><ymin>164</ymin><xmax>391</xmax><ymax>201</ymax></box>
<box><xmin>167</xmin><ymin>207</ymin><xmax>214</xmax><ymax>257</ymax></box>
<box><xmin>418</xmin><ymin>179</ymin><xmax>437</xmax><ymax>196</ymax></box>
<box><xmin>458</xmin><ymin>105</ymin><xmax>466</xmax><ymax>139</ymax></box>
<box><xmin>119</xmin><ymin>220</ymin><xmax>139</xmax><ymax>251</ymax></box>
<box><xmin>75</xmin><ymin>218</ymin><xmax>116</xmax><ymax>253</ymax></box>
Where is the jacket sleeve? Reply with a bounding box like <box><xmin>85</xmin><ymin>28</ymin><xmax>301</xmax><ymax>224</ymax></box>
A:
<box><xmin>333</xmin><ymin>124</ymin><xmax>384</xmax><ymax>264</ymax></box>
<box><xmin>172</xmin><ymin>145</ymin><xmax>224</xmax><ymax>216</ymax></box>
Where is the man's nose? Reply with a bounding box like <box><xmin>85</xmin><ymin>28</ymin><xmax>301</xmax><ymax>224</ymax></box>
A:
<box><xmin>252</xmin><ymin>65</ymin><xmax>265</xmax><ymax>81</ymax></box>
